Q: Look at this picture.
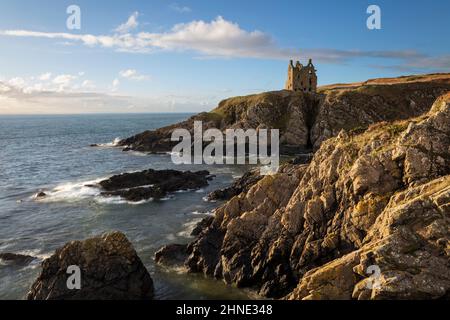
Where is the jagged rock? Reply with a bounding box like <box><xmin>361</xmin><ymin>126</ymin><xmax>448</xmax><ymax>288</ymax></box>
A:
<box><xmin>118</xmin><ymin>74</ymin><xmax>450</xmax><ymax>154</ymax></box>
<box><xmin>191</xmin><ymin>216</ymin><xmax>214</xmax><ymax>236</ymax></box>
<box><xmin>207</xmin><ymin>169</ymin><xmax>263</xmax><ymax>201</ymax></box>
<box><xmin>155</xmin><ymin>244</ymin><xmax>189</xmax><ymax>267</ymax></box>
<box><xmin>181</xmin><ymin>92</ymin><xmax>450</xmax><ymax>300</ymax></box>
<box><xmin>98</xmin><ymin>169</ymin><xmax>213</xmax><ymax>202</ymax></box>
<box><xmin>27</xmin><ymin>231</ymin><xmax>154</xmax><ymax>300</ymax></box>
<box><xmin>0</xmin><ymin>253</ymin><xmax>36</xmax><ymax>266</ymax></box>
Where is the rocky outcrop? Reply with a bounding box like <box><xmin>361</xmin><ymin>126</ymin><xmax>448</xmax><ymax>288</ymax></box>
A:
<box><xmin>98</xmin><ymin>169</ymin><xmax>213</xmax><ymax>202</ymax></box>
<box><xmin>170</xmin><ymin>92</ymin><xmax>450</xmax><ymax>300</ymax></box>
<box><xmin>155</xmin><ymin>244</ymin><xmax>189</xmax><ymax>268</ymax></box>
<box><xmin>207</xmin><ymin>168</ymin><xmax>263</xmax><ymax>201</ymax></box>
<box><xmin>27</xmin><ymin>231</ymin><xmax>154</xmax><ymax>300</ymax></box>
<box><xmin>119</xmin><ymin>74</ymin><xmax>450</xmax><ymax>154</ymax></box>
<box><xmin>0</xmin><ymin>253</ymin><xmax>36</xmax><ymax>266</ymax></box>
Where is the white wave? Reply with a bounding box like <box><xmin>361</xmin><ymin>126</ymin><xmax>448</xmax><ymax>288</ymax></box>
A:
<box><xmin>97</xmin><ymin>137</ymin><xmax>122</xmax><ymax>147</ymax></box>
<box><xmin>166</xmin><ymin>151</ymin><xmax>182</xmax><ymax>157</ymax></box>
<box><xmin>202</xmin><ymin>196</ymin><xmax>216</xmax><ymax>203</ymax></box>
<box><xmin>159</xmin><ymin>195</ymin><xmax>175</xmax><ymax>201</ymax></box>
<box><xmin>0</xmin><ymin>249</ymin><xmax>51</xmax><ymax>267</ymax></box>
<box><xmin>130</xmin><ymin>151</ymin><xmax>148</xmax><ymax>157</ymax></box>
<box><xmin>17</xmin><ymin>249</ymin><xmax>51</xmax><ymax>261</ymax></box>
<box><xmin>190</xmin><ymin>210</ymin><xmax>213</xmax><ymax>216</ymax></box>
<box><xmin>95</xmin><ymin>196</ymin><xmax>148</xmax><ymax>205</ymax></box>
<box><xmin>177</xmin><ymin>218</ymin><xmax>203</xmax><ymax>238</ymax></box>
<box><xmin>35</xmin><ymin>177</ymin><xmax>105</xmax><ymax>203</ymax></box>
<box><xmin>195</xmin><ymin>189</ymin><xmax>205</xmax><ymax>193</ymax></box>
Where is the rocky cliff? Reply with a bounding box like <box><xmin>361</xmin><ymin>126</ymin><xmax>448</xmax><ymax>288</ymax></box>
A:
<box><xmin>119</xmin><ymin>73</ymin><xmax>450</xmax><ymax>154</ymax></box>
<box><xmin>159</xmin><ymin>92</ymin><xmax>450</xmax><ymax>300</ymax></box>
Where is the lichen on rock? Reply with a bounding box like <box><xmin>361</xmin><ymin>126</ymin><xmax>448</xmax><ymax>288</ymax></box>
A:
<box><xmin>174</xmin><ymin>91</ymin><xmax>450</xmax><ymax>300</ymax></box>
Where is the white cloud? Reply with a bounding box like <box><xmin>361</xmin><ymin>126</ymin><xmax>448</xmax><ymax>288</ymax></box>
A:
<box><xmin>111</xmin><ymin>78</ymin><xmax>120</xmax><ymax>92</ymax></box>
<box><xmin>52</xmin><ymin>74</ymin><xmax>78</xmax><ymax>91</ymax></box>
<box><xmin>114</xmin><ymin>11</ymin><xmax>139</xmax><ymax>34</ymax></box>
<box><xmin>170</xmin><ymin>3</ymin><xmax>192</xmax><ymax>13</ymax></box>
<box><xmin>8</xmin><ymin>77</ymin><xmax>26</xmax><ymax>87</ymax></box>
<box><xmin>53</xmin><ymin>74</ymin><xmax>76</xmax><ymax>85</ymax></box>
<box><xmin>81</xmin><ymin>80</ymin><xmax>95</xmax><ymax>90</ymax></box>
<box><xmin>119</xmin><ymin>69</ymin><xmax>150</xmax><ymax>81</ymax></box>
<box><xmin>1</xmin><ymin>72</ymin><xmax>91</xmax><ymax>94</ymax></box>
<box><xmin>0</xmin><ymin>16</ymin><xmax>448</xmax><ymax>70</ymax></box>
<box><xmin>39</xmin><ymin>72</ymin><xmax>52</xmax><ymax>81</ymax></box>
<box><xmin>0</xmin><ymin>83</ymin><xmax>11</xmax><ymax>93</ymax></box>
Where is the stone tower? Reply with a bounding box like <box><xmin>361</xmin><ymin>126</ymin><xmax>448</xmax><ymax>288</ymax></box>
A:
<box><xmin>285</xmin><ymin>59</ymin><xmax>317</xmax><ymax>93</ymax></box>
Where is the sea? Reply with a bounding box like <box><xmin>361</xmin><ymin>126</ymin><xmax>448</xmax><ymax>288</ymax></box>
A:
<box><xmin>0</xmin><ymin>113</ymin><xmax>255</xmax><ymax>300</ymax></box>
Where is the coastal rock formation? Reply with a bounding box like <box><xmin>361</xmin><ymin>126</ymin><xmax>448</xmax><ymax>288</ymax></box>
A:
<box><xmin>165</xmin><ymin>92</ymin><xmax>450</xmax><ymax>300</ymax></box>
<box><xmin>119</xmin><ymin>74</ymin><xmax>450</xmax><ymax>154</ymax></box>
<box><xmin>0</xmin><ymin>253</ymin><xmax>36</xmax><ymax>266</ymax></box>
<box><xmin>27</xmin><ymin>231</ymin><xmax>154</xmax><ymax>300</ymax></box>
<box><xmin>155</xmin><ymin>244</ymin><xmax>189</xmax><ymax>268</ymax></box>
<box><xmin>207</xmin><ymin>168</ymin><xmax>263</xmax><ymax>201</ymax></box>
<box><xmin>98</xmin><ymin>169</ymin><xmax>213</xmax><ymax>202</ymax></box>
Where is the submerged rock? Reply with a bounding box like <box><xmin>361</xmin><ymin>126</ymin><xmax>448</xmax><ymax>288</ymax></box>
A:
<box><xmin>0</xmin><ymin>253</ymin><xmax>36</xmax><ymax>266</ymax></box>
<box><xmin>27</xmin><ymin>231</ymin><xmax>154</xmax><ymax>300</ymax></box>
<box><xmin>181</xmin><ymin>92</ymin><xmax>450</xmax><ymax>300</ymax></box>
<box><xmin>98</xmin><ymin>169</ymin><xmax>213</xmax><ymax>202</ymax></box>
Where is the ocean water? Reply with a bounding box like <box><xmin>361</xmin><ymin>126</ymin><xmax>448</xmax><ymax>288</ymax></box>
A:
<box><xmin>0</xmin><ymin>114</ymin><xmax>254</xmax><ymax>300</ymax></box>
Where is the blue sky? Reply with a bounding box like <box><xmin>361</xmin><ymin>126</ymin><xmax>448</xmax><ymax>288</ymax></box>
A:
<box><xmin>0</xmin><ymin>0</ymin><xmax>449</xmax><ymax>114</ymax></box>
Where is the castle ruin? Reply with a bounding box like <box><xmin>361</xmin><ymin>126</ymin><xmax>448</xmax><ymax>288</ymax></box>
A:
<box><xmin>285</xmin><ymin>59</ymin><xmax>317</xmax><ymax>93</ymax></box>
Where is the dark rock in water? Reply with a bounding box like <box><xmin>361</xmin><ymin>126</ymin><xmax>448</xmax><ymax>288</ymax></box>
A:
<box><xmin>35</xmin><ymin>191</ymin><xmax>47</xmax><ymax>198</ymax></box>
<box><xmin>89</xmin><ymin>144</ymin><xmax>99</xmax><ymax>147</ymax></box>
<box><xmin>0</xmin><ymin>253</ymin><xmax>36</xmax><ymax>266</ymax></box>
<box><xmin>191</xmin><ymin>216</ymin><xmax>214</xmax><ymax>236</ymax></box>
<box><xmin>27</xmin><ymin>231</ymin><xmax>154</xmax><ymax>300</ymax></box>
<box><xmin>98</xmin><ymin>169</ymin><xmax>213</xmax><ymax>202</ymax></box>
<box><xmin>155</xmin><ymin>244</ymin><xmax>189</xmax><ymax>267</ymax></box>
<box><xmin>207</xmin><ymin>168</ymin><xmax>262</xmax><ymax>201</ymax></box>
<box><xmin>102</xmin><ymin>186</ymin><xmax>167</xmax><ymax>202</ymax></box>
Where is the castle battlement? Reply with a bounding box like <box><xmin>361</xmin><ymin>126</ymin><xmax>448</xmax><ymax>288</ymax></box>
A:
<box><xmin>285</xmin><ymin>59</ymin><xmax>317</xmax><ymax>93</ymax></box>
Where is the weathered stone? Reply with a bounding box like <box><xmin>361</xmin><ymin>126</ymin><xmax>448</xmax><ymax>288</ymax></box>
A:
<box><xmin>207</xmin><ymin>168</ymin><xmax>263</xmax><ymax>201</ymax></box>
<box><xmin>180</xmin><ymin>91</ymin><xmax>450</xmax><ymax>300</ymax></box>
<box><xmin>155</xmin><ymin>244</ymin><xmax>189</xmax><ymax>268</ymax></box>
<box><xmin>27</xmin><ymin>231</ymin><xmax>154</xmax><ymax>300</ymax></box>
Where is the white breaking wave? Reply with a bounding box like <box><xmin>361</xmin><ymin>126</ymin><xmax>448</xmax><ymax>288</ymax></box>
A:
<box><xmin>97</xmin><ymin>137</ymin><xmax>122</xmax><ymax>147</ymax></box>
<box><xmin>190</xmin><ymin>210</ymin><xmax>213</xmax><ymax>216</ymax></box>
<box><xmin>36</xmin><ymin>178</ymin><xmax>104</xmax><ymax>203</ymax></box>
<box><xmin>34</xmin><ymin>177</ymin><xmax>178</xmax><ymax>205</ymax></box>
<box><xmin>177</xmin><ymin>218</ymin><xmax>204</xmax><ymax>238</ymax></box>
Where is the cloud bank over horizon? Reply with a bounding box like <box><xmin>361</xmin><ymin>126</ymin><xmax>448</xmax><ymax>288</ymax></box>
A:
<box><xmin>0</xmin><ymin>78</ymin><xmax>224</xmax><ymax>115</ymax></box>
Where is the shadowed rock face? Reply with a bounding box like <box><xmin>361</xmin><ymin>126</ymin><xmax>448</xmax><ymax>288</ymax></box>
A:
<box><xmin>166</xmin><ymin>92</ymin><xmax>450</xmax><ymax>300</ymax></box>
<box><xmin>27</xmin><ymin>232</ymin><xmax>154</xmax><ymax>300</ymax></box>
<box><xmin>98</xmin><ymin>169</ymin><xmax>213</xmax><ymax>202</ymax></box>
<box><xmin>207</xmin><ymin>168</ymin><xmax>263</xmax><ymax>201</ymax></box>
<box><xmin>118</xmin><ymin>74</ymin><xmax>450</xmax><ymax>155</ymax></box>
